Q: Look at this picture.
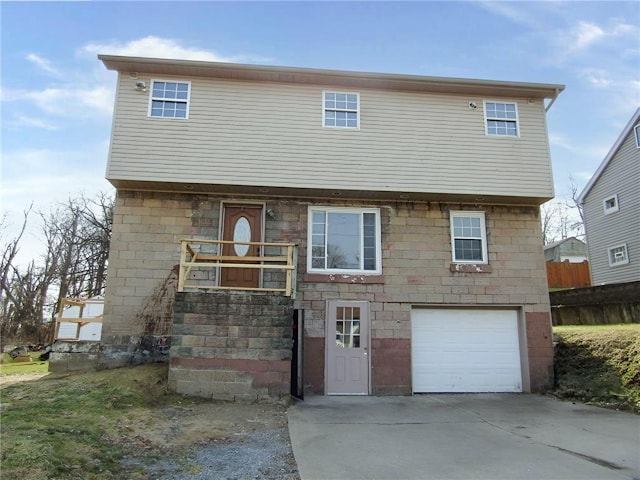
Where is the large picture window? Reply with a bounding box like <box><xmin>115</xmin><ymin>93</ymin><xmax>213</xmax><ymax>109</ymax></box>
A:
<box><xmin>450</xmin><ymin>211</ymin><xmax>488</xmax><ymax>264</ymax></box>
<box><xmin>308</xmin><ymin>207</ymin><xmax>380</xmax><ymax>274</ymax></box>
<box><xmin>149</xmin><ymin>80</ymin><xmax>191</xmax><ymax>119</ymax></box>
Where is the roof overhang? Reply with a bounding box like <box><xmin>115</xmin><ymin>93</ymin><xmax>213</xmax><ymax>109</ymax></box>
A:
<box><xmin>107</xmin><ymin>178</ymin><xmax>551</xmax><ymax>206</ymax></box>
<box><xmin>99</xmin><ymin>55</ymin><xmax>564</xmax><ymax>100</ymax></box>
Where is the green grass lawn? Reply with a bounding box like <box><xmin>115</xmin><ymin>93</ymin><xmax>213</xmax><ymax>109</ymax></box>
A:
<box><xmin>0</xmin><ymin>353</ymin><xmax>49</xmax><ymax>375</ymax></box>
<box><xmin>0</xmin><ymin>364</ymin><xmax>179</xmax><ymax>479</ymax></box>
<box><xmin>553</xmin><ymin>324</ymin><xmax>640</xmax><ymax>412</ymax></box>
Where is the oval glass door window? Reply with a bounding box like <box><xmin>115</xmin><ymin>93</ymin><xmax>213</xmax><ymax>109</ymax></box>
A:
<box><xmin>233</xmin><ymin>217</ymin><xmax>251</xmax><ymax>256</ymax></box>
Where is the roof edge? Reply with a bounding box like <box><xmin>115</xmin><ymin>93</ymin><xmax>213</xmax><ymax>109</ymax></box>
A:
<box><xmin>98</xmin><ymin>54</ymin><xmax>565</xmax><ymax>98</ymax></box>
<box><xmin>578</xmin><ymin>107</ymin><xmax>640</xmax><ymax>203</ymax></box>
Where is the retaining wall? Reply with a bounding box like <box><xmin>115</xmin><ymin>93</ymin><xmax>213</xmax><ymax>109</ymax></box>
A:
<box><xmin>550</xmin><ymin>281</ymin><xmax>640</xmax><ymax>325</ymax></box>
<box><xmin>168</xmin><ymin>291</ymin><xmax>294</xmax><ymax>401</ymax></box>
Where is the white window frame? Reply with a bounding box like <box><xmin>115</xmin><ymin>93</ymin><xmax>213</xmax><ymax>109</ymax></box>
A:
<box><xmin>148</xmin><ymin>79</ymin><xmax>191</xmax><ymax>119</ymax></box>
<box><xmin>608</xmin><ymin>244</ymin><xmax>629</xmax><ymax>266</ymax></box>
<box><xmin>484</xmin><ymin>100</ymin><xmax>519</xmax><ymax>137</ymax></box>
<box><xmin>634</xmin><ymin>125</ymin><xmax>640</xmax><ymax>148</ymax></box>
<box><xmin>322</xmin><ymin>91</ymin><xmax>360</xmax><ymax>129</ymax></box>
<box><xmin>450</xmin><ymin>211</ymin><xmax>489</xmax><ymax>264</ymax></box>
<box><xmin>603</xmin><ymin>194</ymin><xmax>619</xmax><ymax>214</ymax></box>
<box><xmin>307</xmin><ymin>206</ymin><xmax>381</xmax><ymax>274</ymax></box>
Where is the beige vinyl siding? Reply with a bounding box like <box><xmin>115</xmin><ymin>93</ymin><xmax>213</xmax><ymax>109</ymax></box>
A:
<box><xmin>107</xmin><ymin>74</ymin><xmax>554</xmax><ymax>199</ymax></box>
<box><xmin>583</xmin><ymin>129</ymin><xmax>640</xmax><ymax>285</ymax></box>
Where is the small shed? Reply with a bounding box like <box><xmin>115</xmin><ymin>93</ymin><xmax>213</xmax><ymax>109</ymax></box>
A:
<box><xmin>544</xmin><ymin>237</ymin><xmax>588</xmax><ymax>263</ymax></box>
<box><xmin>55</xmin><ymin>297</ymin><xmax>104</xmax><ymax>341</ymax></box>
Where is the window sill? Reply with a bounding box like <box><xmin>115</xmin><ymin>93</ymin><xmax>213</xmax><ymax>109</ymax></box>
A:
<box><xmin>304</xmin><ymin>273</ymin><xmax>384</xmax><ymax>284</ymax></box>
<box><xmin>450</xmin><ymin>263</ymin><xmax>493</xmax><ymax>273</ymax></box>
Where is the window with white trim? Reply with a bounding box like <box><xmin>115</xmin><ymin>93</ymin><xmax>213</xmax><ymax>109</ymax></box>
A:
<box><xmin>149</xmin><ymin>80</ymin><xmax>191</xmax><ymax>118</ymax></box>
<box><xmin>603</xmin><ymin>194</ymin><xmax>619</xmax><ymax>214</ymax></box>
<box><xmin>634</xmin><ymin>125</ymin><xmax>640</xmax><ymax>148</ymax></box>
<box><xmin>608</xmin><ymin>244</ymin><xmax>629</xmax><ymax>266</ymax></box>
<box><xmin>323</xmin><ymin>92</ymin><xmax>359</xmax><ymax>128</ymax></box>
<box><xmin>308</xmin><ymin>207</ymin><xmax>380</xmax><ymax>274</ymax></box>
<box><xmin>450</xmin><ymin>211</ymin><xmax>488</xmax><ymax>263</ymax></box>
<box><xmin>484</xmin><ymin>101</ymin><xmax>518</xmax><ymax>137</ymax></box>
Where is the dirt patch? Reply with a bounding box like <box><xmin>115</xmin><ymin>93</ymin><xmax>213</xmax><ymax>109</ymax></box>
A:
<box><xmin>120</xmin><ymin>401</ymin><xmax>299</xmax><ymax>479</ymax></box>
<box><xmin>0</xmin><ymin>372</ymin><xmax>50</xmax><ymax>386</ymax></box>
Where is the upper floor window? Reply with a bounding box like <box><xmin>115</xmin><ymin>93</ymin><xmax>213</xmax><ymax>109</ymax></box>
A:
<box><xmin>308</xmin><ymin>207</ymin><xmax>380</xmax><ymax>274</ymax></box>
<box><xmin>149</xmin><ymin>80</ymin><xmax>190</xmax><ymax>119</ymax></box>
<box><xmin>634</xmin><ymin>125</ymin><xmax>640</xmax><ymax>148</ymax></box>
<box><xmin>484</xmin><ymin>101</ymin><xmax>518</xmax><ymax>137</ymax></box>
<box><xmin>450</xmin><ymin>211</ymin><xmax>488</xmax><ymax>264</ymax></box>
<box><xmin>323</xmin><ymin>92</ymin><xmax>359</xmax><ymax>128</ymax></box>
<box><xmin>608</xmin><ymin>244</ymin><xmax>629</xmax><ymax>266</ymax></box>
<box><xmin>603</xmin><ymin>194</ymin><xmax>619</xmax><ymax>214</ymax></box>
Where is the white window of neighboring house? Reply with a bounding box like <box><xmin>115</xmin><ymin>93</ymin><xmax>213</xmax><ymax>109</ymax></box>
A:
<box><xmin>450</xmin><ymin>211</ymin><xmax>488</xmax><ymax>264</ymax></box>
<box><xmin>603</xmin><ymin>194</ymin><xmax>619</xmax><ymax>214</ymax></box>
<box><xmin>484</xmin><ymin>101</ymin><xmax>519</xmax><ymax>137</ymax></box>
<box><xmin>149</xmin><ymin>80</ymin><xmax>191</xmax><ymax>118</ymax></box>
<box><xmin>323</xmin><ymin>92</ymin><xmax>359</xmax><ymax>128</ymax></box>
<box><xmin>634</xmin><ymin>125</ymin><xmax>640</xmax><ymax>148</ymax></box>
<box><xmin>308</xmin><ymin>207</ymin><xmax>380</xmax><ymax>274</ymax></box>
<box><xmin>608</xmin><ymin>244</ymin><xmax>629</xmax><ymax>266</ymax></box>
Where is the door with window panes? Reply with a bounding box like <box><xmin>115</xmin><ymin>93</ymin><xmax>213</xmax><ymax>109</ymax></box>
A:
<box><xmin>326</xmin><ymin>300</ymin><xmax>370</xmax><ymax>394</ymax></box>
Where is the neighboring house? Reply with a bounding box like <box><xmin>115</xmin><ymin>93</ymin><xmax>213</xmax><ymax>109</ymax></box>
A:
<box><xmin>543</xmin><ymin>238</ymin><xmax>590</xmax><ymax>289</ymax></box>
<box><xmin>97</xmin><ymin>55</ymin><xmax>564</xmax><ymax>398</ymax></box>
<box><xmin>543</xmin><ymin>237</ymin><xmax>588</xmax><ymax>263</ymax></box>
<box><xmin>578</xmin><ymin>108</ymin><xmax>640</xmax><ymax>286</ymax></box>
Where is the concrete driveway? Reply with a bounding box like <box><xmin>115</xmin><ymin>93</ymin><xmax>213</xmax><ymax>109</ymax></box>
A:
<box><xmin>288</xmin><ymin>394</ymin><xmax>640</xmax><ymax>480</ymax></box>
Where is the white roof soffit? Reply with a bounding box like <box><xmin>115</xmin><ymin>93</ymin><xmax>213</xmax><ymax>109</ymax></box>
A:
<box><xmin>98</xmin><ymin>55</ymin><xmax>565</xmax><ymax>100</ymax></box>
<box><xmin>578</xmin><ymin>107</ymin><xmax>640</xmax><ymax>204</ymax></box>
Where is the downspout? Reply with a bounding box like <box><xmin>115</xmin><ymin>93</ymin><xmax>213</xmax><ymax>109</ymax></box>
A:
<box><xmin>545</xmin><ymin>88</ymin><xmax>561</xmax><ymax>112</ymax></box>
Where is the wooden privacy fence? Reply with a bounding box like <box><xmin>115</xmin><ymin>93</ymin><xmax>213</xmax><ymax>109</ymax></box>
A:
<box><xmin>546</xmin><ymin>260</ymin><xmax>591</xmax><ymax>288</ymax></box>
<box><xmin>550</xmin><ymin>281</ymin><xmax>640</xmax><ymax>325</ymax></box>
<box><xmin>178</xmin><ymin>239</ymin><xmax>297</xmax><ymax>297</ymax></box>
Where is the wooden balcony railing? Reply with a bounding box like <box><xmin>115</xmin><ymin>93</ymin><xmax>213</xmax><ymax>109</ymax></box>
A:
<box><xmin>178</xmin><ymin>239</ymin><xmax>298</xmax><ymax>298</ymax></box>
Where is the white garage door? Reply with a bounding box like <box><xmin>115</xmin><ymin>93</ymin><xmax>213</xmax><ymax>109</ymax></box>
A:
<box><xmin>411</xmin><ymin>308</ymin><xmax>522</xmax><ymax>393</ymax></box>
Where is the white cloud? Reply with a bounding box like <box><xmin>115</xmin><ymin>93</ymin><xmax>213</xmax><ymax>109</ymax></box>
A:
<box><xmin>610</xmin><ymin>20</ymin><xmax>637</xmax><ymax>37</ymax></box>
<box><xmin>81</xmin><ymin>36</ymin><xmax>234</xmax><ymax>62</ymax></box>
<box><xmin>80</xmin><ymin>36</ymin><xmax>274</xmax><ymax>64</ymax></box>
<box><xmin>571</xmin><ymin>21</ymin><xmax>605</xmax><ymax>51</ymax></box>
<box><xmin>5</xmin><ymin>85</ymin><xmax>114</xmax><ymax>119</ymax></box>
<box><xmin>478</xmin><ymin>1</ymin><xmax>534</xmax><ymax>25</ymax></box>
<box><xmin>6</xmin><ymin>115</ymin><xmax>59</xmax><ymax>130</ymax></box>
<box><xmin>26</xmin><ymin>53</ymin><xmax>61</xmax><ymax>77</ymax></box>
<box><xmin>579</xmin><ymin>68</ymin><xmax>613</xmax><ymax>88</ymax></box>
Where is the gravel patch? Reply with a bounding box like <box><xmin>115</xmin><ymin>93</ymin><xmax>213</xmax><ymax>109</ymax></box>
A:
<box><xmin>148</xmin><ymin>426</ymin><xmax>299</xmax><ymax>480</ymax></box>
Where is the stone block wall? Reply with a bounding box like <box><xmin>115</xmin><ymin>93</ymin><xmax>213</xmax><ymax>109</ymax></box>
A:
<box><xmin>49</xmin><ymin>341</ymin><xmax>100</xmax><ymax>372</ymax></box>
<box><xmin>168</xmin><ymin>292</ymin><xmax>294</xmax><ymax>401</ymax></box>
<box><xmin>102</xmin><ymin>190</ymin><xmax>553</xmax><ymax>395</ymax></box>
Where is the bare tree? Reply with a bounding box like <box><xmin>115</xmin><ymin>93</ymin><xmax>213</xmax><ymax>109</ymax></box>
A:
<box><xmin>0</xmin><ymin>193</ymin><xmax>114</xmax><ymax>345</ymax></box>
<box><xmin>566</xmin><ymin>176</ymin><xmax>585</xmax><ymax>235</ymax></box>
<box><xmin>540</xmin><ymin>177</ymin><xmax>586</xmax><ymax>245</ymax></box>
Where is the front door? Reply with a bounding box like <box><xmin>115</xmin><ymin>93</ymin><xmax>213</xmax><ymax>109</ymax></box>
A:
<box><xmin>326</xmin><ymin>300</ymin><xmax>370</xmax><ymax>395</ymax></box>
<box><xmin>220</xmin><ymin>204</ymin><xmax>263</xmax><ymax>289</ymax></box>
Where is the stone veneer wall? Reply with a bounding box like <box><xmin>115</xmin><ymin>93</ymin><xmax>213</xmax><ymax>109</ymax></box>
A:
<box><xmin>102</xmin><ymin>190</ymin><xmax>553</xmax><ymax>394</ymax></box>
<box><xmin>169</xmin><ymin>292</ymin><xmax>293</xmax><ymax>400</ymax></box>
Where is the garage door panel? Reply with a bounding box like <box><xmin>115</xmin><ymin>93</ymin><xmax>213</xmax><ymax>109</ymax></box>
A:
<box><xmin>411</xmin><ymin>308</ymin><xmax>522</xmax><ymax>393</ymax></box>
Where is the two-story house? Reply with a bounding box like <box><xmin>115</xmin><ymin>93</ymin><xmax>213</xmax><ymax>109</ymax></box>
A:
<box><xmin>97</xmin><ymin>55</ymin><xmax>563</xmax><ymax>399</ymax></box>
<box><xmin>578</xmin><ymin>108</ymin><xmax>640</xmax><ymax>286</ymax></box>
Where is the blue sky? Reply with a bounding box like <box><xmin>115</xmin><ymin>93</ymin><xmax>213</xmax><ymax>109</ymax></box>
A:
<box><xmin>1</xmin><ymin>1</ymin><xmax>639</xmax><ymax>261</ymax></box>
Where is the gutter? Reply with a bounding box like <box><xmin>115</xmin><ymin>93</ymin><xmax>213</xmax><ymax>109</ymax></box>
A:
<box><xmin>545</xmin><ymin>88</ymin><xmax>562</xmax><ymax>112</ymax></box>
